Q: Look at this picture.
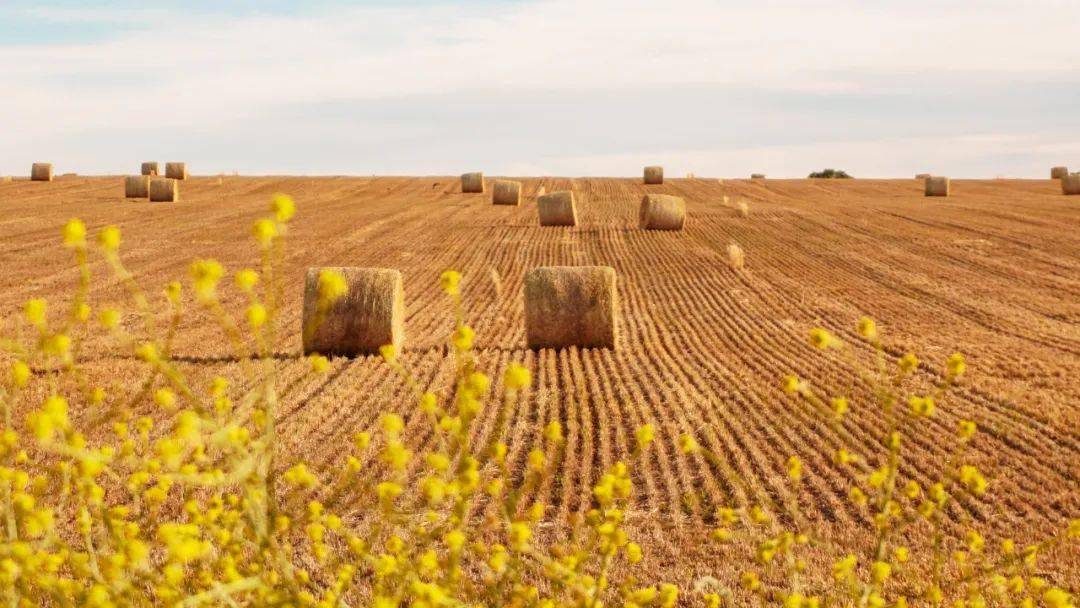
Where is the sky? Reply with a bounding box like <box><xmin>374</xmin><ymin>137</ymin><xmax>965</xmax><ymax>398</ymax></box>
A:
<box><xmin>2</xmin><ymin>0</ymin><xmax>1079</xmax><ymax>178</ymax></box>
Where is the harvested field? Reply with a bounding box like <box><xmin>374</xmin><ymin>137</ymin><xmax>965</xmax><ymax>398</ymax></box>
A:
<box><xmin>0</xmin><ymin>176</ymin><xmax>1077</xmax><ymax>588</ymax></box>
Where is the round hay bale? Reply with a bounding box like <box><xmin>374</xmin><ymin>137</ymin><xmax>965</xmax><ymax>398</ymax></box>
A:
<box><xmin>492</xmin><ymin>180</ymin><xmax>522</xmax><ymax>206</ymax></box>
<box><xmin>461</xmin><ymin>172</ymin><xmax>484</xmax><ymax>193</ymax></box>
<box><xmin>1062</xmin><ymin>174</ymin><xmax>1080</xmax><ymax>195</ymax></box>
<box><xmin>1051</xmin><ymin>166</ymin><xmax>1069</xmax><ymax>179</ymax></box>
<box><xmin>124</xmin><ymin>175</ymin><xmax>150</xmax><ymax>198</ymax></box>
<box><xmin>302</xmin><ymin>267</ymin><xmax>404</xmax><ymax>356</ymax></box>
<box><xmin>750</xmin><ymin>173</ymin><xmax>765</xmax><ymax>179</ymax></box>
<box><xmin>639</xmin><ymin>194</ymin><xmax>686</xmax><ymax>230</ymax></box>
<box><xmin>31</xmin><ymin>163</ymin><xmax>53</xmax><ymax>182</ymax></box>
<box><xmin>537</xmin><ymin>191</ymin><xmax>577</xmax><ymax>226</ymax></box>
<box><xmin>643</xmin><ymin>166</ymin><xmax>663</xmax><ymax>185</ymax></box>
<box><xmin>536</xmin><ymin>185</ymin><xmax>546</xmax><ymax>197</ymax></box>
<box><xmin>524</xmin><ymin>266</ymin><xmax>617</xmax><ymax>350</ymax></box>
<box><xmin>141</xmin><ymin>162</ymin><xmax>160</xmax><ymax>176</ymax></box>
<box><xmin>149</xmin><ymin>178</ymin><xmax>179</xmax><ymax>202</ymax></box>
<box><xmin>925</xmin><ymin>176</ymin><xmax>950</xmax><ymax>197</ymax></box>
<box><xmin>727</xmin><ymin>243</ymin><xmax>745</xmax><ymax>269</ymax></box>
<box><xmin>165</xmin><ymin>162</ymin><xmax>188</xmax><ymax>180</ymax></box>
<box><xmin>915</xmin><ymin>173</ymin><xmax>931</xmax><ymax>179</ymax></box>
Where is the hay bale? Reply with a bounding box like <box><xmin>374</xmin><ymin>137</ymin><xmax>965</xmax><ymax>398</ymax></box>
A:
<box><xmin>925</xmin><ymin>176</ymin><xmax>950</xmax><ymax>197</ymax></box>
<box><xmin>750</xmin><ymin>173</ymin><xmax>765</xmax><ymax>179</ymax></box>
<box><xmin>915</xmin><ymin>173</ymin><xmax>931</xmax><ymax>179</ymax></box>
<box><xmin>643</xmin><ymin>166</ymin><xmax>663</xmax><ymax>184</ymax></box>
<box><xmin>524</xmin><ymin>266</ymin><xmax>617</xmax><ymax>350</ymax></box>
<box><xmin>639</xmin><ymin>194</ymin><xmax>686</xmax><ymax>230</ymax></box>
<box><xmin>461</xmin><ymin>172</ymin><xmax>484</xmax><ymax>193</ymax></box>
<box><xmin>1062</xmin><ymin>174</ymin><xmax>1080</xmax><ymax>195</ymax></box>
<box><xmin>537</xmin><ymin>191</ymin><xmax>577</xmax><ymax>226</ymax></box>
<box><xmin>31</xmin><ymin>163</ymin><xmax>53</xmax><ymax>182</ymax></box>
<box><xmin>141</xmin><ymin>162</ymin><xmax>159</xmax><ymax>176</ymax></box>
<box><xmin>302</xmin><ymin>267</ymin><xmax>404</xmax><ymax>356</ymax></box>
<box><xmin>736</xmin><ymin>200</ymin><xmax>749</xmax><ymax>217</ymax></box>
<box><xmin>165</xmin><ymin>162</ymin><xmax>188</xmax><ymax>180</ymax></box>
<box><xmin>536</xmin><ymin>186</ymin><xmax>546</xmax><ymax>197</ymax></box>
<box><xmin>0</xmin><ymin>176</ymin><xmax>12</xmax><ymax>183</ymax></box>
<box><xmin>149</xmin><ymin>178</ymin><xmax>179</xmax><ymax>202</ymax></box>
<box><xmin>124</xmin><ymin>175</ymin><xmax>150</xmax><ymax>198</ymax></box>
<box><xmin>492</xmin><ymin>180</ymin><xmax>522</xmax><ymax>206</ymax></box>
<box><xmin>1051</xmin><ymin>166</ymin><xmax>1069</xmax><ymax>179</ymax></box>
<box><xmin>727</xmin><ymin>243</ymin><xmax>745</xmax><ymax>269</ymax></box>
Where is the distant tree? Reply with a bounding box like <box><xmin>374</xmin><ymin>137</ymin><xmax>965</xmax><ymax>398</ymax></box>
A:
<box><xmin>808</xmin><ymin>168</ymin><xmax>853</xmax><ymax>178</ymax></box>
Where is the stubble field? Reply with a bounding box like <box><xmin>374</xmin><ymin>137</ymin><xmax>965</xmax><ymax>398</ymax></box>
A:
<box><xmin>1</xmin><ymin>175</ymin><xmax>1077</xmax><ymax>589</ymax></box>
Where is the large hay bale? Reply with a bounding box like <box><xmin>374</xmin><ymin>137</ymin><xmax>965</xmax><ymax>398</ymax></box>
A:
<box><xmin>524</xmin><ymin>266</ymin><xmax>617</xmax><ymax>350</ymax></box>
<box><xmin>914</xmin><ymin>173</ymin><xmax>930</xmax><ymax>179</ymax></box>
<box><xmin>31</xmin><ymin>163</ymin><xmax>53</xmax><ymax>182</ymax></box>
<box><xmin>1051</xmin><ymin>166</ymin><xmax>1069</xmax><ymax>179</ymax></box>
<box><xmin>639</xmin><ymin>194</ymin><xmax>686</xmax><ymax>230</ymax></box>
<box><xmin>165</xmin><ymin>162</ymin><xmax>188</xmax><ymax>180</ymax></box>
<box><xmin>492</xmin><ymin>180</ymin><xmax>522</xmax><ymax>206</ymax></box>
<box><xmin>925</xmin><ymin>176</ymin><xmax>950</xmax><ymax>197</ymax></box>
<box><xmin>141</xmin><ymin>162</ymin><xmax>160</xmax><ymax>176</ymax></box>
<box><xmin>1062</xmin><ymin>174</ymin><xmax>1080</xmax><ymax>195</ymax></box>
<box><xmin>149</xmin><ymin>178</ymin><xmax>179</xmax><ymax>202</ymax></box>
<box><xmin>537</xmin><ymin>191</ymin><xmax>577</xmax><ymax>226</ymax></box>
<box><xmin>643</xmin><ymin>166</ymin><xmax>663</xmax><ymax>184</ymax></box>
<box><xmin>461</xmin><ymin>172</ymin><xmax>484</xmax><ymax>193</ymax></box>
<box><xmin>750</xmin><ymin>173</ymin><xmax>765</xmax><ymax>179</ymax></box>
<box><xmin>124</xmin><ymin>175</ymin><xmax>150</xmax><ymax>198</ymax></box>
<box><xmin>302</xmin><ymin>267</ymin><xmax>404</xmax><ymax>356</ymax></box>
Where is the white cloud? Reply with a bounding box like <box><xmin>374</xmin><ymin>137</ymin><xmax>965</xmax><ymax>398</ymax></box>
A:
<box><xmin>1</xmin><ymin>0</ymin><xmax>1078</xmax><ymax>175</ymax></box>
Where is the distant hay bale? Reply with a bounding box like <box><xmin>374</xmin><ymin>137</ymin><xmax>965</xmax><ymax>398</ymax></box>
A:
<box><xmin>461</xmin><ymin>172</ymin><xmax>484</xmax><ymax>193</ymax></box>
<box><xmin>736</xmin><ymin>200</ymin><xmax>750</xmax><ymax>217</ymax></box>
<box><xmin>124</xmin><ymin>175</ymin><xmax>150</xmax><ymax>198</ymax></box>
<box><xmin>750</xmin><ymin>173</ymin><xmax>765</xmax><ymax>179</ymax></box>
<box><xmin>492</xmin><ymin>180</ymin><xmax>522</xmax><ymax>206</ymax></box>
<box><xmin>536</xmin><ymin>186</ymin><xmax>546</xmax><ymax>197</ymax></box>
<box><xmin>685</xmin><ymin>172</ymin><xmax>695</xmax><ymax>178</ymax></box>
<box><xmin>524</xmin><ymin>266</ymin><xmax>617</xmax><ymax>350</ymax></box>
<box><xmin>31</xmin><ymin>163</ymin><xmax>53</xmax><ymax>182</ymax></box>
<box><xmin>727</xmin><ymin>243</ymin><xmax>745</xmax><ymax>269</ymax></box>
<box><xmin>302</xmin><ymin>267</ymin><xmax>404</xmax><ymax>356</ymax></box>
<box><xmin>149</xmin><ymin>178</ymin><xmax>179</xmax><ymax>202</ymax></box>
<box><xmin>1062</xmin><ymin>174</ymin><xmax>1080</xmax><ymax>195</ymax></box>
<box><xmin>1051</xmin><ymin>166</ymin><xmax>1069</xmax><ymax>179</ymax></box>
<box><xmin>644</xmin><ymin>166</ymin><xmax>663</xmax><ymax>184</ymax></box>
<box><xmin>639</xmin><ymin>194</ymin><xmax>686</xmax><ymax>230</ymax></box>
<box><xmin>925</xmin><ymin>176</ymin><xmax>950</xmax><ymax>197</ymax></box>
<box><xmin>165</xmin><ymin>162</ymin><xmax>188</xmax><ymax>180</ymax></box>
<box><xmin>0</xmin><ymin>176</ymin><xmax>12</xmax><ymax>183</ymax></box>
<box><xmin>537</xmin><ymin>191</ymin><xmax>577</xmax><ymax>226</ymax></box>
<box><xmin>141</xmin><ymin>162</ymin><xmax>159</xmax><ymax>176</ymax></box>
<box><xmin>915</xmin><ymin>173</ymin><xmax>931</xmax><ymax>179</ymax></box>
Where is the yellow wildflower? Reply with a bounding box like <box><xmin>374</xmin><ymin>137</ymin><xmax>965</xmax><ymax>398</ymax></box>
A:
<box><xmin>504</xmin><ymin>363</ymin><xmax>532</xmax><ymax>390</ymax></box>
<box><xmin>857</xmin><ymin>316</ymin><xmax>878</xmax><ymax>340</ymax></box>
<box><xmin>439</xmin><ymin>270</ymin><xmax>461</xmax><ymax>295</ymax></box>
<box><xmin>271</xmin><ymin>193</ymin><xmax>296</xmax><ymax>222</ymax></box>
<box><xmin>62</xmin><ymin>218</ymin><xmax>86</xmax><ymax>248</ymax></box>
<box><xmin>98</xmin><ymin>225</ymin><xmax>121</xmax><ymax>251</ymax></box>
